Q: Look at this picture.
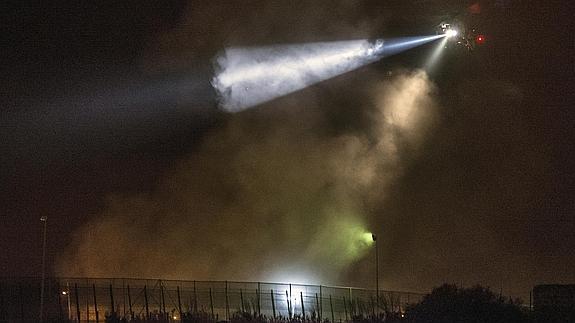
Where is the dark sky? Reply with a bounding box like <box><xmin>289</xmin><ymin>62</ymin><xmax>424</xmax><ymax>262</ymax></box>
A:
<box><xmin>1</xmin><ymin>0</ymin><xmax>573</xmax><ymax>301</ymax></box>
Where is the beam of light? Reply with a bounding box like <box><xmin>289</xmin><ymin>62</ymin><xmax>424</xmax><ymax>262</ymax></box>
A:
<box><xmin>424</xmin><ymin>36</ymin><xmax>449</xmax><ymax>72</ymax></box>
<box><xmin>378</xmin><ymin>34</ymin><xmax>445</xmax><ymax>57</ymax></box>
<box><xmin>212</xmin><ymin>35</ymin><xmax>445</xmax><ymax>112</ymax></box>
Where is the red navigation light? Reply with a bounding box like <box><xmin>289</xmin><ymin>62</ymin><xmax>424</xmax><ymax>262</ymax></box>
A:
<box><xmin>476</xmin><ymin>34</ymin><xmax>485</xmax><ymax>45</ymax></box>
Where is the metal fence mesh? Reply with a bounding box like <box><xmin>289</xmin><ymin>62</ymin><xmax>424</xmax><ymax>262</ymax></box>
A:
<box><xmin>0</xmin><ymin>277</ymin><xmax>424</xmax><ymax>322</ymax></box>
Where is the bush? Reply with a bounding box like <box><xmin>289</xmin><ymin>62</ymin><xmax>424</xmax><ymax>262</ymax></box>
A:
<box><xmin>405</xmin><ymin>284</ymin><xmax>527</xmax><ymax>323</ymax></box>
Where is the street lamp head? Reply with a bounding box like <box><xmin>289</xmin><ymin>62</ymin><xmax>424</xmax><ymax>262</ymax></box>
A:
<box><xmin>361</xmin><ymin>232</ymin><xmax>375</xmax><ymax>246</ymax></box>
<box><xmin>40</xmin><ymin>216</ymin><xmax>47</xmax><ymax>222</ymax></box>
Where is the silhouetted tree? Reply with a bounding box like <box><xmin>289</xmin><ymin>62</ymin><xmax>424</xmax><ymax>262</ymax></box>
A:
<box><xmin>405</xmin><ymin>284</ymin><xmax>527</xmax><ymax>323</ymax></box>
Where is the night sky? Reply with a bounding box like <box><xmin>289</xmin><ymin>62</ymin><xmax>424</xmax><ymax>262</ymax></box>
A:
<box><xmin>1</xmin><ymin>0</ymin><xmax>573</xmax><ymax>301</ymax></box>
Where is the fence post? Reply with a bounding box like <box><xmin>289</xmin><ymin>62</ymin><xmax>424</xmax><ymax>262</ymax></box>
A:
<box><xmin>56</xmin><ymin>281</ymin><xmax>63</xmax><ymax>321</ymax></box>
<box><xmin>225</xmin><ymin>281</ymin><xmax>230</xmax><ymax>321</ymax></box>
<box><xmin>109</xmin><ymin>284</ymin><xmax>115</xmax><ymax>315</ymax></box>
<box><xmin>315</xmin><ymin>293</ymin><xmax>320</xmax><ymax>321</ymax></box>
<box><xmin>399</xmin><ymin>292</ymin><xmax>403</xmax><ymax>314</ymax></box>
<box><xmin>257</xmin><ymin>282</ymin><xmax>261</xmax><ymax>316</ymax></box>
<box><xmin>161</xmin><ymin>282</ymin><xmax>166</xmax><ymax>320</ymax></box>
<box><xmin>319</xmin><ymin>285</ymin><xmax>323</xmax><ymax>321</ymax></box>
<box><xmin>390</xmin><ymin>291</ymin><xmax>393</xmax><ymax>313</ymax></box>
<box><xmin>343</xmin><ymin>296</ymin><xmax>348</xmax><ymax>322</ymax></box>
<box><xmin>144</xmin><ymin>285</ymin><xmax>150</xmax><ymax>320</ymax></box>
<box><xmin>286</xmin><ymin>290</ymin><xmax>291</xmax><ymax>318</ymax></box>
<box><xmin>74</xmin><ymin>283</ymin><xmax>80</xmax><ymax>322</ymax></box>
<box><xmin>348</xmin><ymin>288</ymin><xmax>352</xmax><ymax>317</ymax></box>
<box><xmin>177</xmin><ymin>286</ymin><xmax>183</xmax><ymax>318</ymax></box>
<box><xmin>127</xmin><ymin>285</ymin><xmax>133</xmax><ymax>319</ymax></box>
<box><xmin>86</xmin><ymin>288</ymin><xmax>89</xmax><ymax>322</ymax></box>
<box><xmin>271</xmin><ymin>289</ymin><xmax>276</xmax><ymax>319</ymax></box>
<box><xmin>240</xmin><ymin>289</ymin><xmax>245</xmax><ymax>313</ymax></box>
<box><xmin>188</xmin><ymin>292</ymin><xmax>192</xmax><ymax>313</ymax></box>
<box><xmin>289</xmin><ymin>284</ymin><xmax>293</xmax><ymax>318</ymax></box>
<box><xmin>350</xmin><ymin>297</ymin><xmax>354</xmax><ymax>318</ymax></box>
<box><xmin>194</xmin><ymin>281</ymin><xmax>198</xmax><ymax>314</ymax></box>
<box><xmin>301</xmin><ymin>291</ymin><xmax>305</xmax><ymax>319</ymax></box>
<box><xmin>209</xmin><ymin>288</ymin><xmax>214</xmax><ymax>320</ymax></box>
<box><xmin>122</xmin><ymin>280</ymin><xmax>126</xmax><ymax>318</ymax></box>
<box><xmin>330</xmin><ymin>295</ymin><xmax>335</xmax><ymax>323</ymax></box>
<box><xmin>92</xmin><ymin>284</ymin><xmax>99</xmax><ymax>323</ymax></box>
<box><xmin>86</xmin><ymin>288</ymin><xmax>90</xmax><ymax>322</ymax></box>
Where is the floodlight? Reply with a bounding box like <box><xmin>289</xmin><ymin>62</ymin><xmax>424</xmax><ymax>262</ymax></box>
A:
<box><xmin>446</xmin><ymin>29</ymin><xmax>458</xmax><ymax>38</ymax></box>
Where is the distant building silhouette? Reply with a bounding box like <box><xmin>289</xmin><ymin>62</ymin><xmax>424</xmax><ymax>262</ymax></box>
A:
<box><xmin>533</xmin><ymin>284</ymin><xmax>575</xmax><ymax>322</ymax></box>
<box><xmin>533</xmin><ymin>284</ymin><xmax>575</xmax><ymax>310</ymax></box>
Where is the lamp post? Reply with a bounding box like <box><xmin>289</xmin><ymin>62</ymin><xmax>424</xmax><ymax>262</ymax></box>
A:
<box><xmin>62</xmin><ymin>283</ymin><xmax>71</xmax><ymax>320</ymax></box>
<box><xmin>372</xmin><ymin>233</ymin><xmax>379</xmax><ymax>306</ymax></box>
<box><xmin>39</xmin><ymin>216</ymin><xmax>48</xmax><ymax>322</ymax></box>
<box><xmin>62</xmin><ymin>291</ymin><xmax>71</xmax><ymax>320</ymax></box>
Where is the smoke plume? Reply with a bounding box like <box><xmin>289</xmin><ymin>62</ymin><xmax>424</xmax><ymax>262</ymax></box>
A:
<box><xmin>57</xmin><ymin>0</ymin><xmax>439</xmax><ymax>286</ymax></box>
<box><xmin>211</xmin><ymin>40</ymin><xmax>381</xmax><ymax>112</ymax></box>
<box><xmin>57</xmin><ymin>70</ymin><xmax>438</xmax><ymax>284</ymax></box>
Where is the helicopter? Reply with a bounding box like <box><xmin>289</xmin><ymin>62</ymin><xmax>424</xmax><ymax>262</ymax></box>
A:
<box><xmin>436</xmin><ymin>20</ymin><xmax>486</xmax><ymax>52</ymax></box>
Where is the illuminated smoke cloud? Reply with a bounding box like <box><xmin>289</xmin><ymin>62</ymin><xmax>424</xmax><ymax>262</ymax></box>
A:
<box><xmin>212</xmin><ymin>40</ymin><xmax>381</xmax><ymax>112</ymax></box>
<box><xmin>57</xmin><ymin>70</ymin><xmax>439</xmax><ymax>285</ymax></box>
<box><xmin>212</xmin><ymin>35</ymin><xmax>443</xmax><ymax>112</ymax></box>
<box><xmin>57</xmin><ymin>0</ymin><xmax>441</xmax><ymax>285</ymax></box>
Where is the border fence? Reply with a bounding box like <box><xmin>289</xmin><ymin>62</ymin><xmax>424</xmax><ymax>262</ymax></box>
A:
<box><xmin>0</xmin><ymin>277</ymin><xmax>425</xmax><ymax>322</ymax></box>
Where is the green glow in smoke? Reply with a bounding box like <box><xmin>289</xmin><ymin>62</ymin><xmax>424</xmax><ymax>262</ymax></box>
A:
<box><xmin>362</xmin><ymin>232</ymin><xmax>375</xmax><ymax>246</ymax></box>
<box><xmin>337</xmin><ymin>222</ymin><xmax>374</xmax><ymax>262</ymax></box>
<box><xmin>306</xmin><ymin>209</ymin><xmax>375</xmax><ymax>269</ymax></box>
